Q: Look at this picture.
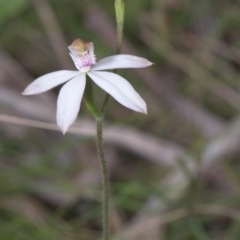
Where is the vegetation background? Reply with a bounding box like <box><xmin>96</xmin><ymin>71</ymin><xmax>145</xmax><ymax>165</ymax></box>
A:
<box><xmin>1</xmin><ymin>0</ymin><xmax>240</xmax><ymax>239</ymax></box>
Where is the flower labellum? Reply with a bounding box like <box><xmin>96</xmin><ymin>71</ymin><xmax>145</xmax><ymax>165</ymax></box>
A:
<box><xmin>22</xmin><ymin>38</ymin><xmax>153</xmax><ymax>134</ymax></box>
<box><xmin>68</xmin><ymin>39</ymin><xmax>96</xmax><ymax>71</ymax></box>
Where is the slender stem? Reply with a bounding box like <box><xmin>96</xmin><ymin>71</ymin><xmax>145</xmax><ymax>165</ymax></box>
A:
<box><xmin>101</xmin><ymin>0</ymin><xmax>124</xmax><ymax>114</ymax></box>
<box><xmin>100</xmin><ymin>94</ymin><xmax>110</xmax><ymax>114</ymax></box>
<box><xmin>96</xmin><ymin>118</ymin><xmax>110</xmax><ymax>240</ymax></box>
<box><xmin>97</xmin><ymin>2</ymin><xmax>125</xmax><ymax>239</ymax></box>
<box><xmin>85</xmin><ymin>77</ymin><xmax>102</xmax><ymax>119</ymax></box>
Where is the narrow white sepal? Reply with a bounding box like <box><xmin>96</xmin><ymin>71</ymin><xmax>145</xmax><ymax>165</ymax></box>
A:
<box><xmin>91</xmin><ymin>54</ymin><xmax>153</xmax><ymax>71</ymax></box>
<box><xmin>56</xmin><ymin>74</ymin><xmax>86</xmax><ymax>134</ymax></box>
<box><xmin>88</xmin><ymin>71</ymin><xmax>147</xmax><ymax>114</ymax></box>
<box><xmin>22</xmin><ymin>70</ymin><xmax>79</xmax><ymax>95</ymax></box>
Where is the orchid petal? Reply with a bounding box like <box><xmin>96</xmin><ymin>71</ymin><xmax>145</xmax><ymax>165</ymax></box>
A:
<box><xmin>88</xmin><ymin>71</ymin><xmax>147</xmax><ymax>114</ymax></box>
<box><xmin>57</xmin><ymin>74</ymin><xmax>86</xmax><ymax>134</ymax></box>
<box><xmin>91</xmin><ymin>54</ymin><xmax>152</xmax><ymax>71</ymax></box>
<box><xmin>22</xmin><ymin>70</ymin><xmax>79</xmax><ymax>95</ymax></box>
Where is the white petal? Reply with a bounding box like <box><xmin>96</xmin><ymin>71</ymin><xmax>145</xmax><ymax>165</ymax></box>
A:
<box><xmin>91</xmin><ymin>54</ymin><xmax>153</xmax><ymax>71</ymax></box>
<box><xmin>22</xmin><ymin>70</ymin><xmax>79</xmax><ymax>95</ymax></box>
<box><xmin>57</xmin><ymin>74</ymin><xmax>86</xmax><ymax>134</ymax></box>
<box><xmin>88</xmin><ymin>71</ymin><xmax>147</xmax><ymax>114</ymax></box>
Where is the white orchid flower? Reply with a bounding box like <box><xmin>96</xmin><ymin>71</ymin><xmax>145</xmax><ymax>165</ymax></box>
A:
<box><xmin>22</xmin><ymin>39</ymin><xmax>152</xmax><ymax>134</ymax></box>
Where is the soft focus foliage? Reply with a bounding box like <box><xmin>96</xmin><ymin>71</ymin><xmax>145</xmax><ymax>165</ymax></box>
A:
<box><xmin>1</xmin><ymin>0</ymin><xmax>240</xmax><ymax>239</ymax></box>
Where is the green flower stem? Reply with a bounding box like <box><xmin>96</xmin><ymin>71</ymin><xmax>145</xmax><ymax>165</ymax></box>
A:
<box><xmin>100</xmin><ymin>94</ymin><xmax>110</xmax><ymax>114</ymax></box>
<box><xmin>95</xmin><ymin>2</ymin><xmax>125</xmax><ymax>239</ymax></box>
<box><xmin>96</xmin><ymin>118</ymin><xmax>110</xmax><ymax>240</ymax></box>
<box><xmin>84</xmin><ymin>77</ymin><xmax>102</xmax><ymax>119</ymax></box>
<box><xmin>85</xmin><ymin>78</ymin><xmax>110</xmax><ymax>240</ymax></box>
<box><xmin>101</xmin><ymin>0</ymin><xmax>125</xmax><ymax>114</ymax></box>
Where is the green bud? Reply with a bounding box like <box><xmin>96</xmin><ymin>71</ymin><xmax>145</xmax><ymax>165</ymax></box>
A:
<box><xmin>115</xmin><ymin>0</ymin><xmax>125</xmax><ymax>54</ymax></box>
<box><xmin>115</xmin><ymin>0</ymin><xmax>125</xmax><ymax>26</ymax></box>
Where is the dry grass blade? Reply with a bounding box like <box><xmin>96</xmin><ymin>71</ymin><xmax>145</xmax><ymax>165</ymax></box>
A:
<box><xmin>31</xmin><ymin>0</ymin><xmax>72</xmax><ymax>69</ymax></box>
<box><xmin>0</xmin><ymin>113</ymin><xmax>193</xmax><ymax>167</ymax></box>
<box><xmin>113</xmin><ymin>205</ymin><xmax>240</xmax><ymax>240</ymax></box>
<box><xmin>140</xmin><ymin>28</ymin><xmax>240</xmax><ymax>111</ymax></box>
<box><xmin>202</xmin><ymin>115</ymin><xmax>240</xmax><ymax>171</ymax></box>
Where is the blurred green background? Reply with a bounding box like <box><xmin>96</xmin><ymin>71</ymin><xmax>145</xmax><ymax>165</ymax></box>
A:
<box><xmin>1</xmin><ymin>0</ymin><xmax>240</xmax><ymax>239</ymax></box>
